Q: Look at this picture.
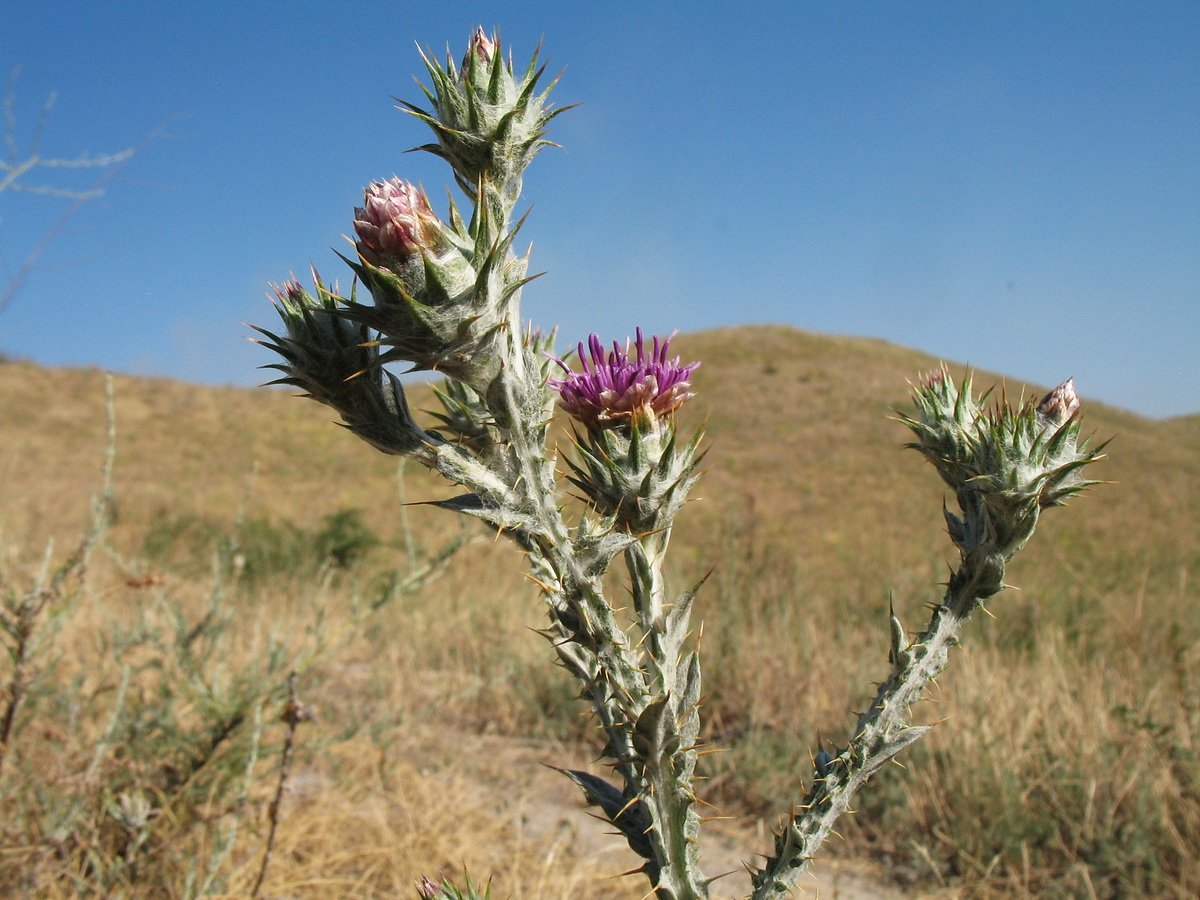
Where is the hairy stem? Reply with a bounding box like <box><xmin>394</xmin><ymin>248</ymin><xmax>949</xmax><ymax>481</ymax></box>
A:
<box><xmin>626</xmin><ymin>532</ymin><xmax>707</xmax><ymax>900</ymax></box>
<box><xmin>751</xmin><ymin>548</ymin><xmax>1004</xmax><ymax>899</ymax></box>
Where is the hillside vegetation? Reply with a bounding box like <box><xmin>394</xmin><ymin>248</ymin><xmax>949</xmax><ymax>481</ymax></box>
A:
<box><xmin>1</xmin><ymin>325</ymin><xmax>1196</xmax><ymax>899</ymax></box>
<box><xmin>5</xmin><ymin>325</ymin><xmax>1191</xmax><ymax>591</ymax></box>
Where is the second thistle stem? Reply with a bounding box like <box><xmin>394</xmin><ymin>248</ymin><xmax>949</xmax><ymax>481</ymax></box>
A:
<box><xmin>750</xmin><ymin>547</ymin><xmax>1005</xmax><ymax>899</ymax></box>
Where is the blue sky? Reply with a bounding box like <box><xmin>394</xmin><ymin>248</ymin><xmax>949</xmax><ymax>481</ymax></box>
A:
<box><xmin>1</xmin><ymin>2</ymin><xmax>1196</xmax><ymax>418</ymax></box>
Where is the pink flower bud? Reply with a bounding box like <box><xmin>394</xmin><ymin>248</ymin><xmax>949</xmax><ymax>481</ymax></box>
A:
<box><xmin>270</xmin><ymin>277</ymin><xmax>305</xmax><ymax>305</ymax></box>
<box><xmin>353</xmin><ymin>178</ymin><xmax>444</xmax><ymax>260</ymax></box>
<box><xmin>1037</xmin><ymin>378</ymin><xmax>1080</xmax><ymax>425</ymax></box>
<box><xmin>464</xmin><ymin>26</ymin><xmax>496</xmax><ymax>66</ymax></box>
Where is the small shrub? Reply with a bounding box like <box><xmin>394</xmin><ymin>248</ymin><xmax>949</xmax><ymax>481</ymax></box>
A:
<box><xmin>140</xmin><ymin>508</ymin><xmax>382</xmax><ymax>581</ymax></box>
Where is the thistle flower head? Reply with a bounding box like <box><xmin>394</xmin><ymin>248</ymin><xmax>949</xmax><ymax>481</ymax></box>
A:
<box><xmin>402</xmin><ymin>29</ymin><xmax>568</xmax><ymax>201</ymax></box>
<box><xmin>353</xmin><ymin>178</ymin><xmax>445</xmax><ymax>262</ymax></box>
<box><xmin>251</xmin><ymin>270</ymin><xmax>435</xmax><ymax>458</ymax></box>
<box><xmin>1037</xmin><ymin>377</ymin><xmax>1080</xmax><ymax>425</ymax></box>
<box><xmin>549</xmin><ymin>329</ymin><xmax>699</xmax><ymax>430</ymax></box>
<box><xmin>340</xmin><ymin>175</ymin><xmax>508</xmax><ymax>389</ymax></box>
<box><xmin>902</xmin><ymin>369</ymin><xmax>1105</xmax><ymax>561</ymax></box>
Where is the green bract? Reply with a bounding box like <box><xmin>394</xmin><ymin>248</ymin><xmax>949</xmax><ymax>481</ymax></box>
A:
<box><xmin>902</xmin><ymin>369</ymin><xmax>1106</xmax><ymax>560</ymax></box>
<box><xmin>402</xmin><ymin>27</ymin><xmax>570</xmax><ymax>203</ymax></box>
<box><xmin>566</xmin><ymin>418</ymin><xmax>705</xmax><ymax>536</ymax></box>
<box><xmin>250</xmin><ymin>272</ymin><xmax>435</xmax><ymax>459</ymax></box>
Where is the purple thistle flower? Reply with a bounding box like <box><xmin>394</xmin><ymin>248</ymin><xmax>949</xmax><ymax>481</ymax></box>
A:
<box><xmin>549</xmin><ymin>329</ymin><xmax>699</xmax><ymax>429</ymax></box>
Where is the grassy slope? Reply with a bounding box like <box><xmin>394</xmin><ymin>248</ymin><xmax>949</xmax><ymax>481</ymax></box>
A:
<box><xmin>5</xmin><ymin>322</ymin><xmax>1196</xmax><ymax>750</ymax></box>
<box><xmin>2</xmin><ymin>325</ymin><xmax>1197</xmax><ymax>895</ymax></box>
<box><xmin>0</xmin><ymin>357</ymin><xmax>414</xmax><ymax>551</ymax></box>
<box><xmin>4</xmin><ymin>324</ymin><xmax>1196</xmax><ymax>718</ymax></box>
<box><xmin>4</xmin><ymin>324</ymin><xmax>1193</xmax><ymax>573</ymax></box>
<box><xmin>2</xmin><ymin>323</ymin><xmax>1195</xmax><ymax>671</ymax></box>
<box><xmin>669</xmin><ymin>326</ymin><xmax>1197</xmax><ymax>610</ymax></box>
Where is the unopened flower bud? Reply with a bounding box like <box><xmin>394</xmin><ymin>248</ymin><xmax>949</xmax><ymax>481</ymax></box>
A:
<box><xmin>353</xmin><ymin>178</ymin><xmax>444</xmax><ymax>261</ymax></box>
<box><xmin>463</xmin><ymin>26</ymin><xmax>496</xmax><ymax>68</ymax></box>
<box><xmin>403</xmin><ymin>29</ymin><xmax>564</xmax><ymax>196</ymax></box>
<box><xmin>271</xmin><ymin>277</ymin><xmax>306</xmax><ymax>305</ymax></box>
<box><xmin>1037</xmin><ymin>378</ymin><xmax>1080</xmax><ymax>426</ymax></box>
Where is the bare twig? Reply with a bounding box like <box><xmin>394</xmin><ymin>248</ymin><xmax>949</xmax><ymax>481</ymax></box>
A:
<box><xmin>0</xmin><ymin>66</ymin><xmax>167</xmax><ymax>315</ymax></box>
<box><xmin>0</xmin><ymin>582</ymin><xmax>52</xmax><ymax>777</ymax></box>
<box><xmin>250</xmin><ymin>672</ymin><xmax>315</xmax><ymax>898</ymax></box>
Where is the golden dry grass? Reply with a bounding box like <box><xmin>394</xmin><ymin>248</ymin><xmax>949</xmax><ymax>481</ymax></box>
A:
<box><xmin>1</xmin><ymin>324</ymin><xmax>1197</xmax><ymax>898</ymax></box>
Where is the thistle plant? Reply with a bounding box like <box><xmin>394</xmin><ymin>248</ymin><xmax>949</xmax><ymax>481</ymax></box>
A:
<box><xmin>252</xmin><ymin>29</ymin><xmax>1105</xmax><ymax>900</ymax></box>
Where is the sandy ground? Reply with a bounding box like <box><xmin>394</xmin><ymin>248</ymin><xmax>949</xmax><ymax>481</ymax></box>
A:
<box><xmin>408</xmin><ymin>729</ymin><xmax>913</xmax><ymax>900</ymax></box>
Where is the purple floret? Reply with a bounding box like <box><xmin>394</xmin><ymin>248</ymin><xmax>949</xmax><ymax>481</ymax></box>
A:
<box><xmin>549</xmin><ymin>328</ymin><xmax>699</xmax><ymax>428</ymax></box>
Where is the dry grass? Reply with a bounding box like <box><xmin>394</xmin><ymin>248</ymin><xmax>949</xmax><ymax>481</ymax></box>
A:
<box><xmin>205</xmin><ymin>734</ymin><xmax>641</xmax><ymax>900</ymax></box>
<box><xmin>1</xmin><ymin>324</ymin><xmax>1197</xmax><ymax>898</ymax></box>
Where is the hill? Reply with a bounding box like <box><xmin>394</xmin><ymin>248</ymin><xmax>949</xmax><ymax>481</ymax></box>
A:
<box><xmin>675</xmin><ymin>326</ymin><xmax>1198</xmax><ymax>599</ymax></box>
<box><xmin>4</xmin><ymin>324</ymin><xmax>1191</xmax><ymax>602</ymax></box>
